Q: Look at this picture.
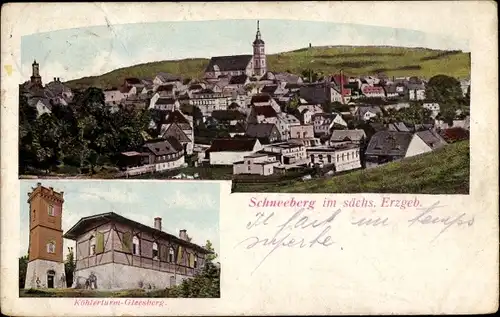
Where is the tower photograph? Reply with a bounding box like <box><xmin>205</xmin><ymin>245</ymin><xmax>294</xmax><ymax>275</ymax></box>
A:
<box><xmin>19</xmin><ymin>180</ymin><xmax>220</xmax><ymax>298</ymax></box>
<box><xmin>18</xmin><ymin>19</ymin><xmax>470</xmax><ymax>194</ymax></box>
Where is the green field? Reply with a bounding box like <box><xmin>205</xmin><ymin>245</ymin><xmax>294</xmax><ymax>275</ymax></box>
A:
<box><xmin>232</xmin><ymin>140</ymin><xmax>470</xmax><ymax>194</ymax></box>
<box><xmin>65</xmin><ymin>46</ymin><xmax>471</xmax><ymax>90</ymax></box>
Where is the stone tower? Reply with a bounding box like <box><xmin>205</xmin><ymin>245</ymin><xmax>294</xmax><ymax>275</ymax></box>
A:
<box><xmin>30</xmin><ymin>60</ymin><xmax>43</xmax><ymax>87</ymax></box>
<box><xmin>252</xmin><ymin>20</ymin><xmax>267</xmax><ymax>77</ymax></box>
<box><xmin>25</xmin><ymin>183</ymin><xmax>66</xmax><ymax>289</ymax></box>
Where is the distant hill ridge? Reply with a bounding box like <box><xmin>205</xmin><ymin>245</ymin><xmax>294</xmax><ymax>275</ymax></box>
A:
<box><xmin>64</xmin><ymin>45</ymin><xmax>471</xmax><ymax>90</ymax></box>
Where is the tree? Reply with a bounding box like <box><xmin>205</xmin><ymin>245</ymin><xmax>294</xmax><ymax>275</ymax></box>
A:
<box><xmin>167</xmin><ymin>261</ymin><xmax>220</xmax><ymax>298</ymax></box>
<box><xmin>19</xmin><ymin>255</ymin><xmax>29</xmax><ymax>289</ymax></box>
<box><xmin>65</xmin><ymin>247</ymin><xmax>76</xmax><ymax>287</ymax></box>
<box><xmin>204</xmin><ymin>240</ymin><xmax>218</xmax><ymax>262</ymax></box>
<box><xmin>425</xmin><ymin>75</ymin><xmax>463</xmax><ymax>104</ymax></box>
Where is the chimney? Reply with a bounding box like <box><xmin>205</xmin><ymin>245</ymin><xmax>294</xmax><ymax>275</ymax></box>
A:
<box><xmin>154</xmin><ymin>217</ymin><xmax>162</xmax><ymax>231</ymax></box>
<box><xmin>54</xmin><ymin>77</ymin><xmax>56</xmax><ymax>82</ymax></box>
<box><xmin>179</xmin><ymin>229</ymin><xmax>187</xmax><ymax>240</ymax></box>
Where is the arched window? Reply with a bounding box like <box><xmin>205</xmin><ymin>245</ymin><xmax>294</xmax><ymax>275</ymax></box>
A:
<box><xmin>132</xmin><ymin>236</ymin><xmax>140</xmax><ymax>256</ymax></box>
<box><xmin>89</xmin><ymin>235</ymin><xmax>96</xmax><ymax>256</ymax></box>
<box><xmin>168</xmin><ymin>247</ymin><xmax>174</xmax><ymax>262</ymax></box>
<box><xmin>347</xmin><ymin>152</ymin><xmax>350</xmax><ymax>160</ymax></box>
<box><xmin>47</xmin><ymin>241</ymin><xmax>56</xmax><ymax>254</ymax></box>
<box><xmin>327</xmin><ymin>155</ymin><xmax>332</xmax><ymax>163</ymax></box>
<box><xmin>152</xmin><ymin>242</ymin><xmax>159</xmax><ymax>260</ymax></box>
<box><xmin>342</xmin><ymin>153</ymin><xmax>345</xmax><ymax>161</ymax></box>
<box><xmin>194</xmin><ymin>254</ymin><xmax>198</xmax><ymax>269</ymax></box>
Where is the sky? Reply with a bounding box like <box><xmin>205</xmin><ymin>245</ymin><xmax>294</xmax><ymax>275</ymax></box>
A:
<box><xmin>19</xmin><ymin>180</ymin><xmax>220</xmax><ymax>259</ymax></box>
<box><xmin>20</xmin><ymin>19</ymin><xmax>469</xmax><ymax>82</ymax></box>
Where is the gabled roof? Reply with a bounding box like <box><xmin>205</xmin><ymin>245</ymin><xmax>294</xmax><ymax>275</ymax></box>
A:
<box><xmin>164</xmin><ymin>110</ymin><xmax>191</xmax><ymax>125</ymax></box>
<box><xmin>124</xmin><ymin>77</ymin><xmax>142</xmax><ymax>85</ymax></box>
<box><xmin>261</xmin><ymin>85</ymin><xmax>279</xmax><ymax>94</ymax></box>
<box><xmin>229</xmin><ymin>74</ymin><xmax>249</xmax><ymax>85</ymax></box>
<box><xmin>205</xmin><ymin>55</ymin><xmax>253</xmax><ymax>72</ymax></box>
<box><xmin>253</xmin><ymin>105</ymin><xmax>277</xmax><ymax>118</ymax></box>
<box><xmin>415</xmin><ymin>130</ymin><xmax>448</xmax><ymax>149</ymax></box>
<box><xmin>156</xmin><ymin>72</ymin><xmax>182</xmax><ymax>82</ymax></box>
<box><xmin>251</xmin><ymin>94</ymin><xmax>272</xmax><ymax>103</ymax></box>
<box><xmin>245</xmin><ymin>123</ymin><xmax>278</xmax><ymax>139</ymax></box>
<box><xmin>142</xmin><ymin>137</ymin><xmax>184</xmax><ymax>155</ymax></box>
<box><xmin>365</xmin><ymin>131</ymin><xmax>413</xmax><ymax>156</ymax></box>
<box><xmin>63</xmin><ymin>212</ymin><xmax>211</xmax><ymax>254</ymax></box>
<box><xmin>388</xmin><ymin>122</ymin><xmax>411</xmax><ymax>132</ymax></box>
<box><xmin>156</xmin><ymin>84</ymin><xmax>175</xmax><ymax>92</ymax></box>
<box><xmin>207</xmin><ymin>138</ymin><xmax>259</xmax><ymax>152</ymax></box>
<box><xmin>330</xmin><ymin>129</ymin><xmax>366</xmax><ymax>142</ymax></box>
<box><xmin>211</xmin><ymin>110</ymin><xmax>246</xmax><ymax>121</ymax></box>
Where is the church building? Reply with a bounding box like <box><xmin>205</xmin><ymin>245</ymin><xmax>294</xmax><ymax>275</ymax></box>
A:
<box><xmin>204</xmin><ymin>21</ymin><xmax>267</xmax><ymax>79</ymax></box>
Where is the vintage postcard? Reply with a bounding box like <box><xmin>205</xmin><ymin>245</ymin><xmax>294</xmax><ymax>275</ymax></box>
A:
<box><xmin>1</xmin><ymin>1</ymin><xmax>498</xmax><ymax>316</ymax></box>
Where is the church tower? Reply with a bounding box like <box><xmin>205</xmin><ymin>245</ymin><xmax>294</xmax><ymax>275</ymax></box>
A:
<box><xmin>25</xmin><ymin>183</ymin><xmax>66</xmax><ymax>289</ymax></box>
<box><xmin>30</xmin><ymin>60</ymin><xmax>43</xmax><ymax>87</ymax></box>
<box><xmin>252</xmin><ymin>20</ymin><xmax>267</xmax><ymax>77</ymax></box>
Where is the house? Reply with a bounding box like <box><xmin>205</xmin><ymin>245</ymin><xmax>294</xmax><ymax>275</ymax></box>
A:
<box><xmin>160</xmin><ymin>110</ymin><xmax>194</xmax><ymax>155</ymax></box>
<box><xmin>122</xmin><ymin>78</ymin><xmax>144</xmax><ymax>91</ymax></box>
<box><xmin>30</xmin><ymin>98</ymin><xmax>52</xmax><ymax>117</ymax></box>
<box><xmin>383</xmin><ymin>85</ymin><xmax>399</xmax><ymax>99</ymax></box>
<box><xmin>233</xmin><ymin>153</ymin><xmax>281</xmax><ymax>176</ymax></box>
<box><xmin>245</xmin><ymin>123</ymin><xmax>281</xmax><ymax>144</ymax></box>
<box><xmin>460</xmin><ymin>78</ymin><xmax>471</xmax><ymax>97</ymax></box>
<box><xmin>117</xmin><ymin>152</ymin><xmax>154</xmax><ymax>176</ymax></box>
<box><xmin>407</xmin><ymin>83</ymin><xmax>426</xmax><ymax>100</ymax></box>
<box><xmin>296</xmin><ymin>104</ymin><xmax>323</xmax><ymax>124</ymax></box>
<box><xmin>205</xmin><ymin>138</ymin><xmax>263</xmax><ymax>165</ymax></box>
<box><xmin>250</xmin><ymin>94</ymin><xmax>281</xmax><ymax>113</ymax></box>
<box><xmin>260</xmin><ymin>142</ymin><xmax>307</xmax><ymax>166</ymax></box>
<box><xmin>329</xmin><ymin>129</ymin><xmax>366</xmax><ymax>147</ymax></box>
<box><xmin>364</xmin><ymin>131</ymin><xmax>414</xmax><ymax>168</ymax></box>
<box><xmin>227</xmin><ymin>74</ymin><xmax>251</xmax><ymax>88</ymax></box>
<box><xmin>149</xmin><ymin>96</ymin><xmax>180</xmax><ymax>111</ymax></box>
<box><xmin>406</xmin><ymin>130</ymin><xmax>447</xmax><ymax>157</ymax></box>
<box><xmin>104</xmin><ymin>89</ymin><xmax>126</xmax><ymax>105</ymax></box>
<box><xmin>360</xmin><ymin>85</ymin><xmax>386</xmax><ymax>98</ymax></box>
<box><xmin>422</xmin><ymin>103</ymin><xmax>440</xmax><ymax>118</ymax></box>
<box><xmin>290</xmin><ymin>125</ymin><xmax>315</xmax><ymax>139</ymax></box>
<box><xmin>247</xmin><ymin>105</ymin><xmax>278</xmax><ymax>124</ymax></box>
<box><xmin>355</xmin><ymin>106</ymin><xmax>383</xmax><ymax>121</ymax></box>
<box><xmin>263</xmin><ymin>72</ymin><xmax>303</xmax><ymax>85</ymax></box>
<box><xmin>189</xmin><ymin>88</ymin><xmax>229</xmax><ymax>117</ymax></box>
<box><xmin>228</xmin><ymin>122</ymin><xmax>246</xmax><ymax>137</ymax></box>
<box><xmin>312</xmin><ymin>113</ymin><xmax>348</xmax><ymax>136</ymax></box>
<box><xmin>276</xmin><ymin>112</ymin><xmax>301</xmax><ymax>140</ymax></box>
<box><xmin>211</xmin><ymin>110</ymin><xmax>246</xmax><ymax>126</ymax></box>
<box><xmin>307</xmin><ymin>144</ymin><xmax>362</xmax><ymax>172</ymax></box>
<box><xmin>64</xmin><ymin>213</ymin><xmax>211</xmax><ymax>290</ymax></box>
<box><xmin>155</xmin><ymin>84</ymin><xmax>176</xmax><ymax>97</ymax></box>
<box><xmin>153</xmin><ymin>73</ymin><xmax>183</xmax><ymax>86</ymax></box>
<box><xmin>141</xmin><ymin>138</ymin><xmax>186</xmax><ymax>172</ymax></box>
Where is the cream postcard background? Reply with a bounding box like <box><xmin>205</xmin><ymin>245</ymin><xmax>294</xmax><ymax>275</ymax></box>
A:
<box><xmin>1</xmin><ymin>2</ymin><xmax>498</xmax><ymax>316</ymax></box>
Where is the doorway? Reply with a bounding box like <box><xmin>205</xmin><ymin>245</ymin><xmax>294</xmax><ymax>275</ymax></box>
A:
<box><xmin>47</xmin><ymin>270</ymin><xmax>55</xmax><ymax>288</ymax></box>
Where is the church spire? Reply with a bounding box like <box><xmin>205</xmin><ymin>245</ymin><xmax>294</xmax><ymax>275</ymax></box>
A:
<box><xmin>255</xmin><ymin>20</ymin><xmax>261</xmax><ymax>40</ymax></box>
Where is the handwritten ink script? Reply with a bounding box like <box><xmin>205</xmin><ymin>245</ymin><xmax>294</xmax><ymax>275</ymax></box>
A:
<box><xmin>238</xmin><ymin>197</ymin><xmax>475</xmax><ymax>274</ymax></box>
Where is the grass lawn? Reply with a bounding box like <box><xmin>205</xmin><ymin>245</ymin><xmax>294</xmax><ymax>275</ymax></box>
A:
<box><xmin>232</xmin><ymin>140</ymin><xmax>470</xmax><ymax>194</ymax></box>
<box><xmin>65</xmin><ymin>46</ymin><xmax>471</xmax><ymax>90</ymax></box>
<box><xmin>19</xmin><ymin>288</ymin><xmax>169</xmax><ymax>298</ymax></box>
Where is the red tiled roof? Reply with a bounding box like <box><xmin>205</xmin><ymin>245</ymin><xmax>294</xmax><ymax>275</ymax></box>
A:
<box><xmin>440</xmin><ymin>127</ymin><xmax>469</xmax><ymax>143</ymax></box>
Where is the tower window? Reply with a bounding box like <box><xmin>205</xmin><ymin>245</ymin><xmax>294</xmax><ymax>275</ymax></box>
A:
<box><xmin>33</xmin><ymin>210</ymin><xmax>36</xmax><ymax>221</ymax></box>
<box><xmin>47</xmin><ymin>241</ymin><xmax>56</xmax><ymax>254</ymax></box>
<box><xmin>48</xmin><ymin>205</ymin><xmax>55</xmax><ymax>216</ymax></box>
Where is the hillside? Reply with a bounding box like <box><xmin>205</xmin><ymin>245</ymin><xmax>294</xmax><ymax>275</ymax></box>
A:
<box><xmin>65</xmin><ymin>46</ymin><xmax>471</xmax><ymax>90</ymax></box>
<box><xmin>232</xmin><ymin>140</ymin><xmax>470</xmax><ymax>194</ymax></box>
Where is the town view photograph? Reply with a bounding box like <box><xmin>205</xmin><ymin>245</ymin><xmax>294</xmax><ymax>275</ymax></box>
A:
<box><xmin>19</xmin><ymin>19</ymin><xmax>471</xmax><ymax>194</ymax></box>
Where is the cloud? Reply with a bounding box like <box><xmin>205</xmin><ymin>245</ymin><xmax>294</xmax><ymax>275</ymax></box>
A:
<box><xmin>163</xmin><ymin>190</ymin><xmax>218</xmax><ymax>211</ymax></box>
<box><xmin>76</xmin><ymin>186</ymin><xmax>140</xmax><ymax>204</ymax></box>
